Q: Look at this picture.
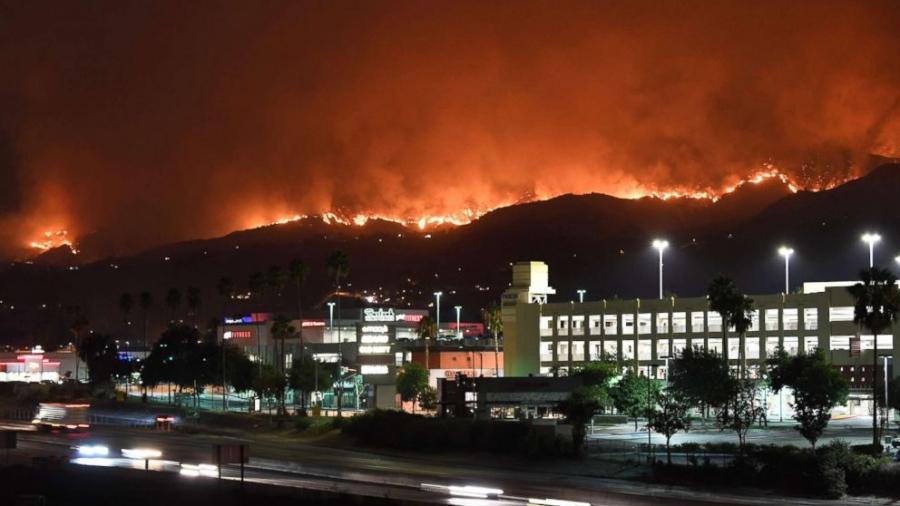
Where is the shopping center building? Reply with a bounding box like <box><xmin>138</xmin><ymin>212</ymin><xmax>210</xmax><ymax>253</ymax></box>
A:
<box><xmin>501</xmin><ymin>262</ymin><xmax>897</xmax><ymax>416</ymax></box>
<box><xmin>218</xmin><ymin>307</ymin><xmax>500</xmax><ymax>410</ymax></box>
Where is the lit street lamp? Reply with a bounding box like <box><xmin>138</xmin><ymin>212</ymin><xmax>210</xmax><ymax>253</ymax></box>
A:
<box><xmin>652</xmin><ymin>240</ymin><xmax>668</xmax><ymax>300</ymax></box>
<box><xmin>434</xmin><ymin>292</ymin><xmax>442</xmax><ymax>338</ymax></box>
<box><xmin>455</xmin><ymin>306</ymin><xmax>462</xmax><ymax>339</ymax></box>
<box><xmin>862</xmin><ymin>233</ymin><xmax>881</xmax><ymax>268</ymax></box>
<box><xmin>577</xmin><ymin>289</ymin><xmax>586</xmax><ymax>303</ymax></box>
<box><xmin>778</xmin><ymin>246</ymin><xmax>793</xmax><ymax>294</ymax></box>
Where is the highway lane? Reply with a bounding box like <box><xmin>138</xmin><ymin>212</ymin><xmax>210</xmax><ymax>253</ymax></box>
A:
<box><xmin>7</xmin><ymin>424</ymin><xmax>861</xmax><ymax>506</ymax></box>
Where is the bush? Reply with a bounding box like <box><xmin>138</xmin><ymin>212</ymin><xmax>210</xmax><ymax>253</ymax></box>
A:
<box><xmin>342</xmin><ymin>409</ymin><xmax>535</xmax><ymax>455</ymax></box>
<box><xmin>293</xmin><ymin>416</ymin><xmax>314</xmax><ymax>431</ymax></box>
<box><xmin>331</xmin><ymin>416</ymin><xmax>349</xmax><ymax>431</ymax></box>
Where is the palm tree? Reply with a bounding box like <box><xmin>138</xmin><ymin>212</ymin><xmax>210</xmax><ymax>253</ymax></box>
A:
<box><xmin>216</xmin><ymin>277</ymin><xmax>234</xmax><ymax>323</ymax></box>
<box><xmin>248</xmin><ymin>271</ymin><xmax>267</xmax><ymax>378</ymax></box>
<box><xmin>186</xmin><ymin>286</ymin><xmax>202</xmax><ymax>328</ymax></box>
<box><xmin>67</xmin><ymin>306</ymin><xmax>89</xmax><ymax>382</ymax></box>
<box><xmin>482</xmin><ymin>302</ymin><xmax>503</xmax><ymax>377</ymax></box>
<box><xmin>707</xmin><ymin>275</ymin><xmax>755</xmax><ymax>377</ymax></box>
<box><xmin>416</xmin><ymin>315</ymin><xmax>437</xmax><ymax>373</ymax></box>
<box><xmin>118</xmin><ymin>293</ymin><xmax>134</xmax><ymax>340</ymax></box>
<box><xmin>288</xmin><ymin>258</ymin><xmax>309</xmax><ymax>360</ymax></box>
<box><xmin>165</xmin><ymin>287</ymin><xmax>182</xmax><ymax>324</ymax></box>
<box><xmin>270</xmin><ymin>314</ymin><xmax>296</xmax><ymax>415</ymax></box>
<box><xmin>848</xmin><ymin>267</ymin><xmax>900</xmax><ymax>453</ymax></box>
<box><xmin>139</xmin><ymin>292</ymin><xmax>153</xmax><ymax>351</ymax></box>
<box><xmin>267</xmin><ymin>265</ymin><xmax>287</xmax><ymax>311</ymax></box>
<box><xmin>325</xmin><ymin>251</ymin><xmax>350</xmax><ymax>415</ymax></box>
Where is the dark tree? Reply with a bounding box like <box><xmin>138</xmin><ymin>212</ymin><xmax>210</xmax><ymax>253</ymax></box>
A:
<box><xmin>165</xmin><ymin>287</ymin><xmax>182</xmax><ymax>323</ymax></box>
<box><xmin>769</xmin><ymin>347</ymin><xmax>850</xmax><ymax>448</ymax></box>
<box><xmin>669</xmin><ymin>345</ymin><xmax>734</xmax><ymax>421</ymax></box>
<box><xmin>482</xmin><ymin>301</ymin><xmax>503</xmax><ymax>377</ymax></box>
<box><xmin>67</xmin><ymin>305</ymin><xmax>89</xmax><ymax>382</ymax></box>
<box><xmin>707</xmin><ymin>275</ymin><xmax>755</xmax><ymax>378</ymax></box>
<box><xmin>77</xmin><ymin>333</ymin><xmax>121</xmax><ymax>385</ymax></box>
<box><xmin>139</xmin><ymin>292</ymin><xmax>153</xmax><ymax>350</ymax></box>
<box><xmin>716</xmin><ymin>379</ymin><xmax>766</xmax><ymax>455</ymax></box>
<box><xmin>648</xmin><ymin>387</ymin><xmax>692</xmax><ymax>464</ymax></box>
<box><xmin>396</xmin><ymin>362</ymin><xmax>429</xmax><ymax>413</ymax></box>
<box><xmin>848</xmin><ymin>266</ymin><xmax>900</xmax><ymax>453</ymax></box>
<box><xmin>611</xmin><ymin>370</ymin><xmax>660</xmax><ymax>430</ymax></box>
<box><xmin>557</xmin><ymin>386</ymin><xmax>603</xmax><ymax>458</ymax></box>
<box><xmin>289</xmin><ymin>355</ymin><xmax>334</xmax><ymax>409</ymax></box>
<box><xmin>186</xmin><ymin>286</ymin><xmax>202</xmax><ymax>328</ymax></box>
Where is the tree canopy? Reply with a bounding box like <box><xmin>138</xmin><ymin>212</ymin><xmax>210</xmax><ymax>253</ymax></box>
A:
<box><xmin>396</xmin><ymin>362</ymin><xmax>430</xmax><ymax>413</ymax></box>
<box><xmin>768</xmin><ymin>347</ymin><xmax>849</xmax><ymax>448</ymax></box>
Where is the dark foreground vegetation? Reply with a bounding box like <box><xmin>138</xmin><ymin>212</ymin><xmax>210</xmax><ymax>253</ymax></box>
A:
<box><xmin>650</xmin><ymin>440</ymin><xmax>900</xmax><ymax>500</ymax></box>
<box><xmin>342</xmin><ymin>409</ymin><xmax>567</xmax><ymax>456</ymax></box>
<box><xmin>0</xmin><ymin>462</ymin><xmax>416</xmax><ymax>506</ymax></box>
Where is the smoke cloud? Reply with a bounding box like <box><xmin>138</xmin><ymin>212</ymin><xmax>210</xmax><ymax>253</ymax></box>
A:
<box><xmin>0</xmin><ymin>0</ymin><xmax>898</xmax><ymax>258</ymax></box>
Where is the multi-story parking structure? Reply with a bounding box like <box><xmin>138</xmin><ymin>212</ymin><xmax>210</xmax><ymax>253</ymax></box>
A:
<box><xmin>502</xmin><ymin>262</ymin><xmax>897</xmax><ymax>416</ymax></box>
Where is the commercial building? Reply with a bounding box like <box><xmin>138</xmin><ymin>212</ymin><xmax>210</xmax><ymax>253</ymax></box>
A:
<box><xmin>218</xmin><ymin>307</ymin><xmax>497</xmax><ymax>409</ymax></box>
<box><xmin>502</xmin><ymin>262</ymin><xmax>897</xmax><ymax>416</ymax></box>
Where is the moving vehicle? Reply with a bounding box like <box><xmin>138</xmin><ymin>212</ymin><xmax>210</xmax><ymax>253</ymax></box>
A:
<box><xmin>32</xmin><ymin>403</ymin><xmax>90</xmax><ymax>432</ymax></box>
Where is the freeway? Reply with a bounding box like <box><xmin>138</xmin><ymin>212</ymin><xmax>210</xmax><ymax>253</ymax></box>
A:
<box><xmin>2</xmin><ymin>419</ymin><xmax>875</xmax><ymax>506</ymax></box>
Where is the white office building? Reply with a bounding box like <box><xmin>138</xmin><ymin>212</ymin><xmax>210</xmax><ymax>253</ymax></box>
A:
<box><xmin>502</xmin><ymin>262</ymin><xmax>897</xmax><ymax>416</ymax></box>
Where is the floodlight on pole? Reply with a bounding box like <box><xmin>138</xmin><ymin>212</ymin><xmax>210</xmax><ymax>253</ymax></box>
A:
<box><xmin>577</xmin><ymin>289</ymin><xmax>586</xmax><ymax>303</ymax></box>
<box><xmin>862</xmin><ymin>233</ymin><xmax>881</xmax><ymax>268</ymax></box>
<box><xmin>455</xmin><ymin>306</ymin><xmax>462</xmax><ymax>339</ymax></box>
<box><xmin>652</xmin><ymin>240</ymin><xmax>669</xmax><ymax>300</ymax></box>
<box><xmin>778</xmin><ymin>246</ymin><xmax>793</xmax><ymax>294</ymax></box>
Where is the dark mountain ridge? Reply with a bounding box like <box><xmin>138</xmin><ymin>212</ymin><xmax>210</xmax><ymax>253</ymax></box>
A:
<box><xmin>2</xmin><ymin>165</ymin><xmax>899</xmax><ymax>348</ymax></box>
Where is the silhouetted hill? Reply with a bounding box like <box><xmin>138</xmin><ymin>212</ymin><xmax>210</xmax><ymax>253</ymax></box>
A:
<box><xmin>2</xmin><ymin>165</ymin><xmax>900</xmax><ymax>348</ymax></box>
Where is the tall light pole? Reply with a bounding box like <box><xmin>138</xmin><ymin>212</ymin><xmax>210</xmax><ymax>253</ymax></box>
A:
<box><xmin>455</xmin><ymin>306</ymin><xmax>462</xmax><ymax>339</ymax></box>
<box><xmin>862</xmin><ymin>233</ymin><xmax>881</xmax><ymax>267</ymax></box>
<box><xmin>883</xmin><ymin>355</ymin><xmax>892</xmax><ymax>429</ymax></box>
<box><xmin>327</xmin><ymin>302</ymin><xmax>335</xmax><ymax>343</ymax></box>
<box><xmin>778</xmin><ymin>246</ymin><xmax>793</xmax><ymax>294</ymax></box>
<box><xmin>222</xmin><ymin>333</ymin><xmax>230</xmax><ymax>411</ymax></box>
<box><xmin>434</xmin><ymin>291</ymin><xmax>442</xmax><ymax>338</ymax></box>
<box><xmin>577</xmin><ymin>289</ymin><xmax>586</xmax><ymax>303</ymax></box>
<box><xmin>327</xmin><ymin>301</ymin><xmax>335</xmax><ymax>411</ymax></box>
<box><xmin>652</xmin><ymin>240</ymin><xmax>668</xmax><ymax>300</ymax></box>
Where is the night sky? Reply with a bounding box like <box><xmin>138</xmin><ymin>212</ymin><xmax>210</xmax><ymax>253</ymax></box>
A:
<box><xmin>1</xmin><ymin>1</ymin><xmax>898</xmax><ymax>259</ymax></box>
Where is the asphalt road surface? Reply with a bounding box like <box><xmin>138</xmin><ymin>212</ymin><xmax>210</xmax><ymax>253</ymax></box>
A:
<box><xmin>2</xmin><ymin>418</ymin><xmax>887</xmax><ymax>506</ymax></box>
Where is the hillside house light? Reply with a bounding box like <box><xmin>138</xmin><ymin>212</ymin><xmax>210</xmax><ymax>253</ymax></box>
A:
<box><xmin>862</xmin><ymin>233</ymin><xmax>880</xmax><ymax>267</ymax></box>
<box><xmin>778</xmin><ymin>246</ymin><xmax>793</xmax><ymax>294</ymax></box>
<box><xmin>652</xmin><ymin>240</ymin><xmax>668</xmax><ymax>299</ymax></box>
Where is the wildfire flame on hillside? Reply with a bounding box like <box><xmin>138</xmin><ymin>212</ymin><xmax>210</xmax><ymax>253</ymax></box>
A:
<box><xmin>29</xmin><ymin>231</ymin><xmax>78</xmax><ymax>254</ymax></box>
<box><xmin>24</xmin><ymin>166</ymin><xmax>854</xmax><ymax>256</ymax></box>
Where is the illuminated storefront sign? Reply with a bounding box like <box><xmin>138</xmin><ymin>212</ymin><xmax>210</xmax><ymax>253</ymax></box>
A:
<box><xmin>224</xmin><ymin>331</ymin><xmax>252</xmax><ymax>339</ymax></box>
<box><xmin>361</xmin><ymin>365</ymin><xmax>389</xmax><ymax>375</ymax></box>
<box><xmin>358</xmin><ymin>345</ymin><xmax>391</xmax><ymax>355</ymax></box>
<box><xmin>361</xmin><ymin>325</ymin><xmax>388</xmax><ymax>333</ymax></box>
<box><xmin>301</xmin><ymin>320</ymin><xmax>326</xmax><ymax>327</ymax></box>
<box><xmin>363</xmin><ymin>308</ymin><xmax>424</xmax><ymax>323</ymax></box>
<box><xmin>224</xmin><ymin>316</ymin><xmax>254</xmax><ymax>324</ymax></box>
<box><xmin>361</xmin><ymin>335</ymin><xmax>389</xmax><ymax>344</ymax></box>
<box><xmin>363</xmin><ymin>308</ymin><xmax>395</xmax><ymax>322</ymax></box>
